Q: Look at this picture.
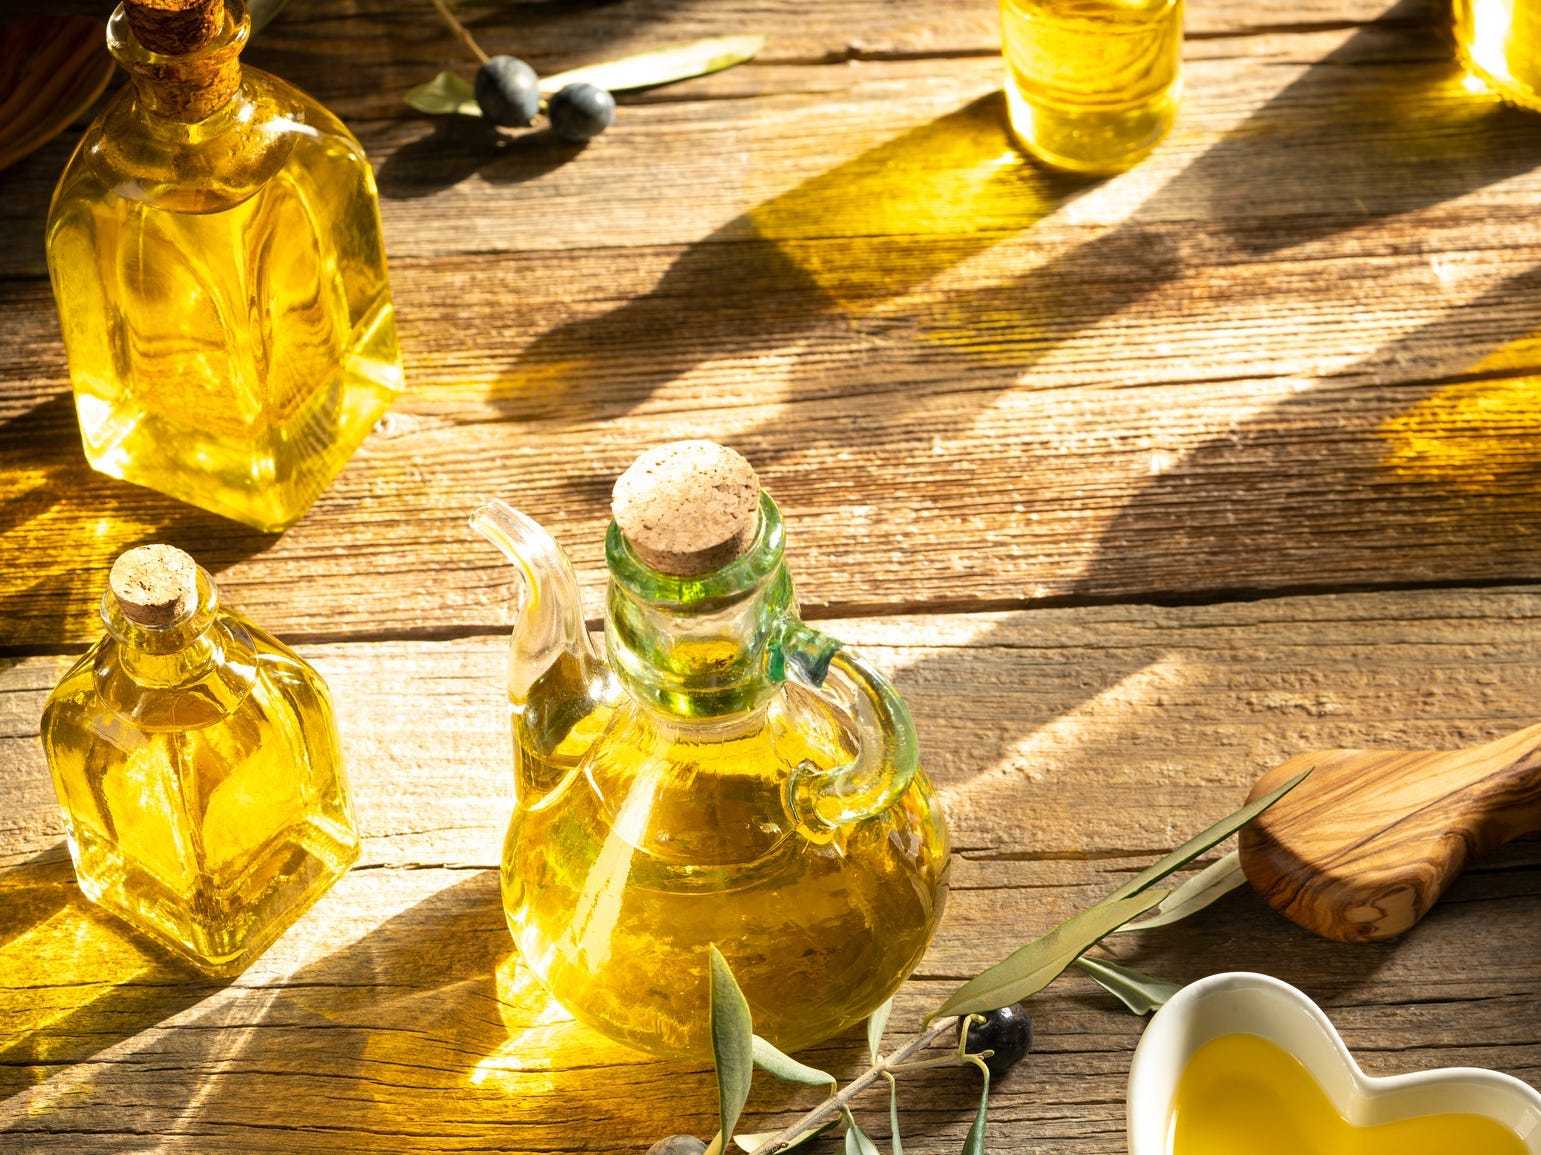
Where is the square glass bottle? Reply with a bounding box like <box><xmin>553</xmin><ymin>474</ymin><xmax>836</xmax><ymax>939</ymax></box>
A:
<box><xmin>40</xmin><ymin>546</ymin><xmax>360</xmax><ymax>975</ymax></box>
<box><xmin>46</xmin><ymin>0</ymin><xmax>404</xmax><ymax>532</ymax></box>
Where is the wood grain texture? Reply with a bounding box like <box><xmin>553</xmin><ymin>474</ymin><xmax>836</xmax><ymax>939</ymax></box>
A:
<box><xmin>7</xmin><ymin>2</ymin><xmax>1541</xmax><ymax>646</ymax></box>
<box><xmin>0</xmin><ymin>15</ymin><xmax>113</xmax><ymax>174</ymax></box>
<box><xmin>1240</xmin><ymin>723</ymin><xmax>1541</xmax><ymax>942</ymax></box>
<box><xmin>1</xmin><ymin>590</ymin><xmax>1537</xmax><ymax>1151</ymax></box>
<box><xmin>3</xmin><ymin>0</ymin><xmax>1540</xmax><ymax>1149</ymax></box>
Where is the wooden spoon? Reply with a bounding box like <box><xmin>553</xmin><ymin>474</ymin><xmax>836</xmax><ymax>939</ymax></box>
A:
<box><xmin>1239</xmin><ymin>722</ymin><xmax>1541</xmax><ymax>942</ymax></box>
<box><xmin>0</xmin><ymin>15</ymin><xmax>114</xmax><ymax>174</ymax></box>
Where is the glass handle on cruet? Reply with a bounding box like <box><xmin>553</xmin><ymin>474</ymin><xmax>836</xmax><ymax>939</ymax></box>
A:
<box><xmin>774</xmin><ymin>620</ymin><xmax>920</xmax><ymax>838</ymax></box>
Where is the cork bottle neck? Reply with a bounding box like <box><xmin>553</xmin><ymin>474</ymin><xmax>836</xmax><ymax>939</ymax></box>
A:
<box><xmin>102</xmin><ymin>563</ymin><xmax>221</xmax><ymax>655</ymax></box>
<box><xmin>108</xmin><ymin>0</ymin><xmax>250</xmax><ymax>123</ymax></box>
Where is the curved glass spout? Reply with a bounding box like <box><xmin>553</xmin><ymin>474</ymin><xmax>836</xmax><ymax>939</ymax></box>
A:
<box><xmin>470</xmin><ymin>500</ymin><xmax>618</xmax><ymax>808</ymax></box>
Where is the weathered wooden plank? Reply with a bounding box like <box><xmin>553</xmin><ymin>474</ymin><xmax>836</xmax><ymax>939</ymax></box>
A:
<box><xmin>3</xmin><ymin>17</ymin><xmax>1531</xmax><ymax>279</ymax></box>
<box><xmin>11</xmin><ymin>350</ymin><xmax>1541</xmax><ymax>645</ymax></box>
<box><xmin>2</xmin><ymin>587</ymin><xmax>1536</xmax><ymax>1150</ymax></box>
<box><xmin>7</xmin><ymin>12</ymin><xmax>1541</xmax><ymax>645</ymax></box>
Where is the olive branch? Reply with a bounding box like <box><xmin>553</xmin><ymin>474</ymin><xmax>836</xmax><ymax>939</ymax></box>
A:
<box><xmin>676</xmin><ymin>769</ymin><xmax>1309</xmax><ymax>1155</ymax></box>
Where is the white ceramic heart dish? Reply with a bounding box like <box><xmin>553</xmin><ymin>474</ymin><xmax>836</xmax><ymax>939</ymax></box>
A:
<box><xmin>1126</xmin><ymin>971</ymin><xmax>1541</xmax><ymax>1155</ymax></box>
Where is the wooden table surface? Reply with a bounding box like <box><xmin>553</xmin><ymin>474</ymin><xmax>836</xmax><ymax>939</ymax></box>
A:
<box><xmin>3</xmin><ymin>0</ymin><xmax>1540</xmax><ymax>1150</ymax></box>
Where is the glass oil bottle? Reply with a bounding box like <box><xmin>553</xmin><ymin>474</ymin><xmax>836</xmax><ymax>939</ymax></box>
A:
<box><xmin>473</xmin><ymin>442</ymin><xmax>950</xmax><ymax>1059</ymax></box>
<box><xmin>1454</xmin><ymin>0</ymin><xmax>1541</xmax><ymax>111</ymax></box>
<box><xmin>1000</xmin><ymin>0</ymin><xmax>1183</xmax><ymax>173</ymax></box>
<box><xmin>45</xmin><ymin>0</ymin><xmax>403</xmax><ymax>533</ymax></box>
<box><xmin>40</xmin><ymin>545</ymin><xmax>359</xmax><ymax>976</ymax></box>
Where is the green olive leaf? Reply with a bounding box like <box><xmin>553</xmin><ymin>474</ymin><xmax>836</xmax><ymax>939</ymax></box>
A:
<box><xmin>751</xmin><ymin>1035</ymin><xmax>835</xmax><ymax>1088</ymax></box>
<box><xmin>733</xmin><ymin>1121</ymin><xmax>837</xmax><ymax>1152</ymax></box>
<box><xmin>932</xmin><ymin>890</ymin><xmax>1167</xmax><ymax>1020</ymax></box>
<box><xmin>1112</xmin><ymin>849</ymin><xmax>1247</xmax><ymax>934</ymax></box>
<box><xmin>1074</xmin><ymin>955</ymin><xmax>1182</xmax><ymax>1015</ymax></box>
<box><xmin>843</xmin><ymin>1117</ymin><xmax>881</xmax><ymax>1155</ymax></box>
<box><xmin>866</xmin><ymin>998</ymin><xmax>893</xmax><ymax>1063</ymax></box>
<box><xmin>707</xmin><ymin>946</ymin><xmax>755</xmax><ymax>1155</ymax></box>
<box><xmin>961</xmin><ymin>1064</ymin><xmax>990</xmax><ymax>1155</ymax></box>
<box><xmin>884</xmin><ymin>1071</ymin><xmax>903</xmax><ymax>1155</ymax></box>
<box><xmin>404</xmin><ymin>70</ymin><xmax>480</xmax><ymax>117</ymax></box>
<box><xmin>1101</xmin><ymin>768</ymin><xmax>1312</xmax><ymax>906</ymax></box>
<box><xmin>539</xmin><ymin>34</ymin><xmax>766</xmax><ymax>95</ymax></box>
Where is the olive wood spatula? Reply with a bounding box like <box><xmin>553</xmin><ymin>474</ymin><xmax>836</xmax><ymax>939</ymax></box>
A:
<box><xmin>1238</xmin><ymin>721</ymin><xmax>1541</xmax><ymax>942</ymax></box>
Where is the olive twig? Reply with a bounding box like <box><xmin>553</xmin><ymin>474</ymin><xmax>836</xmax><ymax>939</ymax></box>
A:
<box><xmin>744</xmin><ymin>1017</ymin><xmax>959</xmax><ymax>1155</ymax></box>
<box><xmin>426</xmin><ymin>0</ymin><xmax>488</xmax><ymax>65</ymax></box>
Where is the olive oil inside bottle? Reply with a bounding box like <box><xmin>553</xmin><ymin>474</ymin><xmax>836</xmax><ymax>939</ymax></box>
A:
<box><xmin>1000</xmin><ymin>0</ymin><xmax>1183</xmax><ymax>174</ymax></box>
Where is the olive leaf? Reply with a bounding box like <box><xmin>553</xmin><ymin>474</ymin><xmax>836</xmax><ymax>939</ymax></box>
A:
<box><xmin>404</xmin><ymin>70</ymin><xmax>480</xmax><ymax>117</ymax></box>
<box><xmin>932</xmin><ymin>890</ymin><xmax>1167</xmax><ymax>1020</ymax></box>
<box><xmin>961</xmin><ymin>1065</ymin><xmax>990</xmax><ymax>1155</ymax></box>
<box><xmin>885</xmin><ymin>1071</ymin><xmax>903</xmax><ymax>1155</ymax></box>
<box><xmin>706</xmin><ymin>946</ymin><xmax>755</xmax><ymax>1155</ymax></box>
<box><xmin>842</xmin><ymin>1115</ymin><xmax>881</xmax><ymax>1155</ymax></box>
<box><xmin>1101</xmin><ymin>768</ymin><xmax>1311</xmax><ymax>906</ymax></box>
<box><xmin>752</xmin><ymin>1035</ymin><xmax>835</xmax><ymax>1088</ymax></box>
<box><xmin>866</xmin><ymin>998</ymin><xmax>893</xmax><ymax>1063</ymax></box>
<box><xmin>538</xmin><ymin>35</ymin><xmax>766</xmax><ymax>96</ymax></box>
<box><xmin>1074</xmin><ymin>955</ymin><xmax>1182</xmax><ymax>1015</ymax></box>
<box><xmin>733</xmin><ymin>1121</ymin><xmax>836</xmax><ymax>1152</ymax></box>
<box><xmin>1111</xmin><ymin>849</ymin><xmax>1247</xmax><ymax>934</ymax></box>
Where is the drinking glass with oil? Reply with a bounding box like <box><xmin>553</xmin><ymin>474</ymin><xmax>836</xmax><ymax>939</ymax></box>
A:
<box><xmin>999</xmin><ymin>0</ymin><xmax>1183</xmax><ymax>174</ymax></box>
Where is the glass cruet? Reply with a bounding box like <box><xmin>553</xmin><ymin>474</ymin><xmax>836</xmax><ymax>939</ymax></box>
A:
<box><xmin>471</xmin><ymin>441</ymin><xmax>950</xmax><ymax>1059</ymax></box>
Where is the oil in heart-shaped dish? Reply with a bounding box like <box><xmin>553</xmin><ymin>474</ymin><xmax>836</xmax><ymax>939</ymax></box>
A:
<box><xmin>1170</xmin><ymin>1033</ymin><xmax>1529</xmax><ymax>1155</ymax></box>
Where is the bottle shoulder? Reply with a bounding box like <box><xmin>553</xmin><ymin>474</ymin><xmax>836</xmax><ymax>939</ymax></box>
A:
<box><xmin>48</xmin><ymin>67</ymin><xmax>373</xmax><ymax>218</ymax></box>
<box><xmin>41</xmin><ymin>611</ymin><xmax>334</xmax><ymax>742</ymax></box>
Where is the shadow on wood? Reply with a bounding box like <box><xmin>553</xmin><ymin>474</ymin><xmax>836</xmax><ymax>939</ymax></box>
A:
<box><xmin>374</xmin><ymin>114</ymin><xmax>588</xmax><ymax>199</ymax></box>
<box><xmin>0</xmin><ymin>393</ymin><xmax>284</xmax><ymax>650</ymax></box>
<box><xmin>0</xmin><ymin>868</ymin><xmax>721</xmax><ymax>1151</ymax></box>
<box><xmin>0</xmin><ymin>848</ymin><xmax>232</xmax><ymax>1104</ymax></box>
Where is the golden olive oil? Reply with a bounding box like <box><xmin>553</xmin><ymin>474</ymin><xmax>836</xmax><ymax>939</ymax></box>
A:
<box><xmin>474</xmin><ymin>471</ymin><xmax>951</xmax><ymax>1061</ymax></box>
<box><xmin>1455</xmin><ymin>0</ymin><xmax>1541</xmax><ymax>111</ymax></box>
<box><xmin>1000</xmin><ymin>0</ymin><xmax>1183</xmax><ymax>173</ymax></box>
<box><xmin>503</xmin><ymin>685</ymin><xmax>949</xmax><ymax>1059</ymax></box>
<box><xmin>45</xmin><ymin>1</ymin><xmax>402</xmax><ymax>533</ymax></box>
<box><xmin>1169</xmin><ymin>1033</ymin><xmax>1530</xmax><ymax>1155</ymax></box>
<box><xmin>40</xmin><ymin>547</ymin><xmax>359</xmax><ymax>976</ymax></box>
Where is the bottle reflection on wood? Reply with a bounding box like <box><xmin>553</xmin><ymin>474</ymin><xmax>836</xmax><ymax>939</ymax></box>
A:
<box><xmin>999</xmin><ymin>0</ymin><xmax>1183</xmax><ymax>174</ymax></box>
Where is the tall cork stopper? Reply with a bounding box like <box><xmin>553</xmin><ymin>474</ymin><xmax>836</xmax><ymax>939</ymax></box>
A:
<box><xmin>123</xmin><ymin>0</ymin><xmax>224</xmax><ymax>55</ymax></box>
<box><xmin>113</xmin><ymin>0</ymin><xmax>244</xmax><ymax>121</ymax></box>
<box><xmin>110</xmin><ymin>545</ymin><xmax>199</xmax><ymax>627</ymax></box>
<box><xmin>612</xmin><ymin>441</ymin><xmax>761</xmax><ymax>576</ymax></box>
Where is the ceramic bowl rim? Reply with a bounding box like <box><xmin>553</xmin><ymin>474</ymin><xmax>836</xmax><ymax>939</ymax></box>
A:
<box><xmin>1125</xmin><ymin>970</ymin><xmax>1541</xmax><ymax>1155</ymax></box>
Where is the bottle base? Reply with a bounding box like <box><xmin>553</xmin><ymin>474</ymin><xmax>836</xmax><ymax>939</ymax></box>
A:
<box><xmin>71</xmin><ymin>821</ymin><xmax>359</xmax><ymax>978</ymax></box>
<box><xmin>1002</xmin><ymin>78</ymin><xmax>1180</xmax><ymax>175</ymax></box>
<box><xmin>1453</xmin><ymin>47</ymin><xmax>1541</xmax><ymax>114</ymax></box>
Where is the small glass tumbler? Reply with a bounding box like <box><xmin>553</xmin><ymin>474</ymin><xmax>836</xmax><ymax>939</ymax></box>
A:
<box><xmin>1000</xmin><ymin>0</ymin><xmax>1183</xmax><ymax>174</ymax></box>
<box><xmin>1454</xmin><ymin>0</ymin><xmax>1541</xmax><ymax>111</ymax></box>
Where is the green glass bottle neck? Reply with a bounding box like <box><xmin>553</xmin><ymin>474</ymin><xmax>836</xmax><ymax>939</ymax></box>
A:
<box><xmin>604</xmin><ymin>492</ymin><xmax>806</xmax><ymax>718</ymax></box>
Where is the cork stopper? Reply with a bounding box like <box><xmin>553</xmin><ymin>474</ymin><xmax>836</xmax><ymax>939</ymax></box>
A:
<box><xmin>110</xmin><ymin>545</ymin><xmax>199</xmax><ymax>627</ymax></box>
<box><xmin>612</xmin><ymin>441</ymin><xmax>762</xmax><ymax>576</ymax></box>
<box><xmin>123</xmin><ymin>0</ymin><xmax>224</xmax><ymax>55</ymax></box>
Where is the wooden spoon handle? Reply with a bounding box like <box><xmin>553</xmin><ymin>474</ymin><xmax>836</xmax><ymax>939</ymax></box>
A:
<box><xmin>1239</xmin><ymin>722</ymin><xmax>1541</xmax><ymax>942</ymax></box>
